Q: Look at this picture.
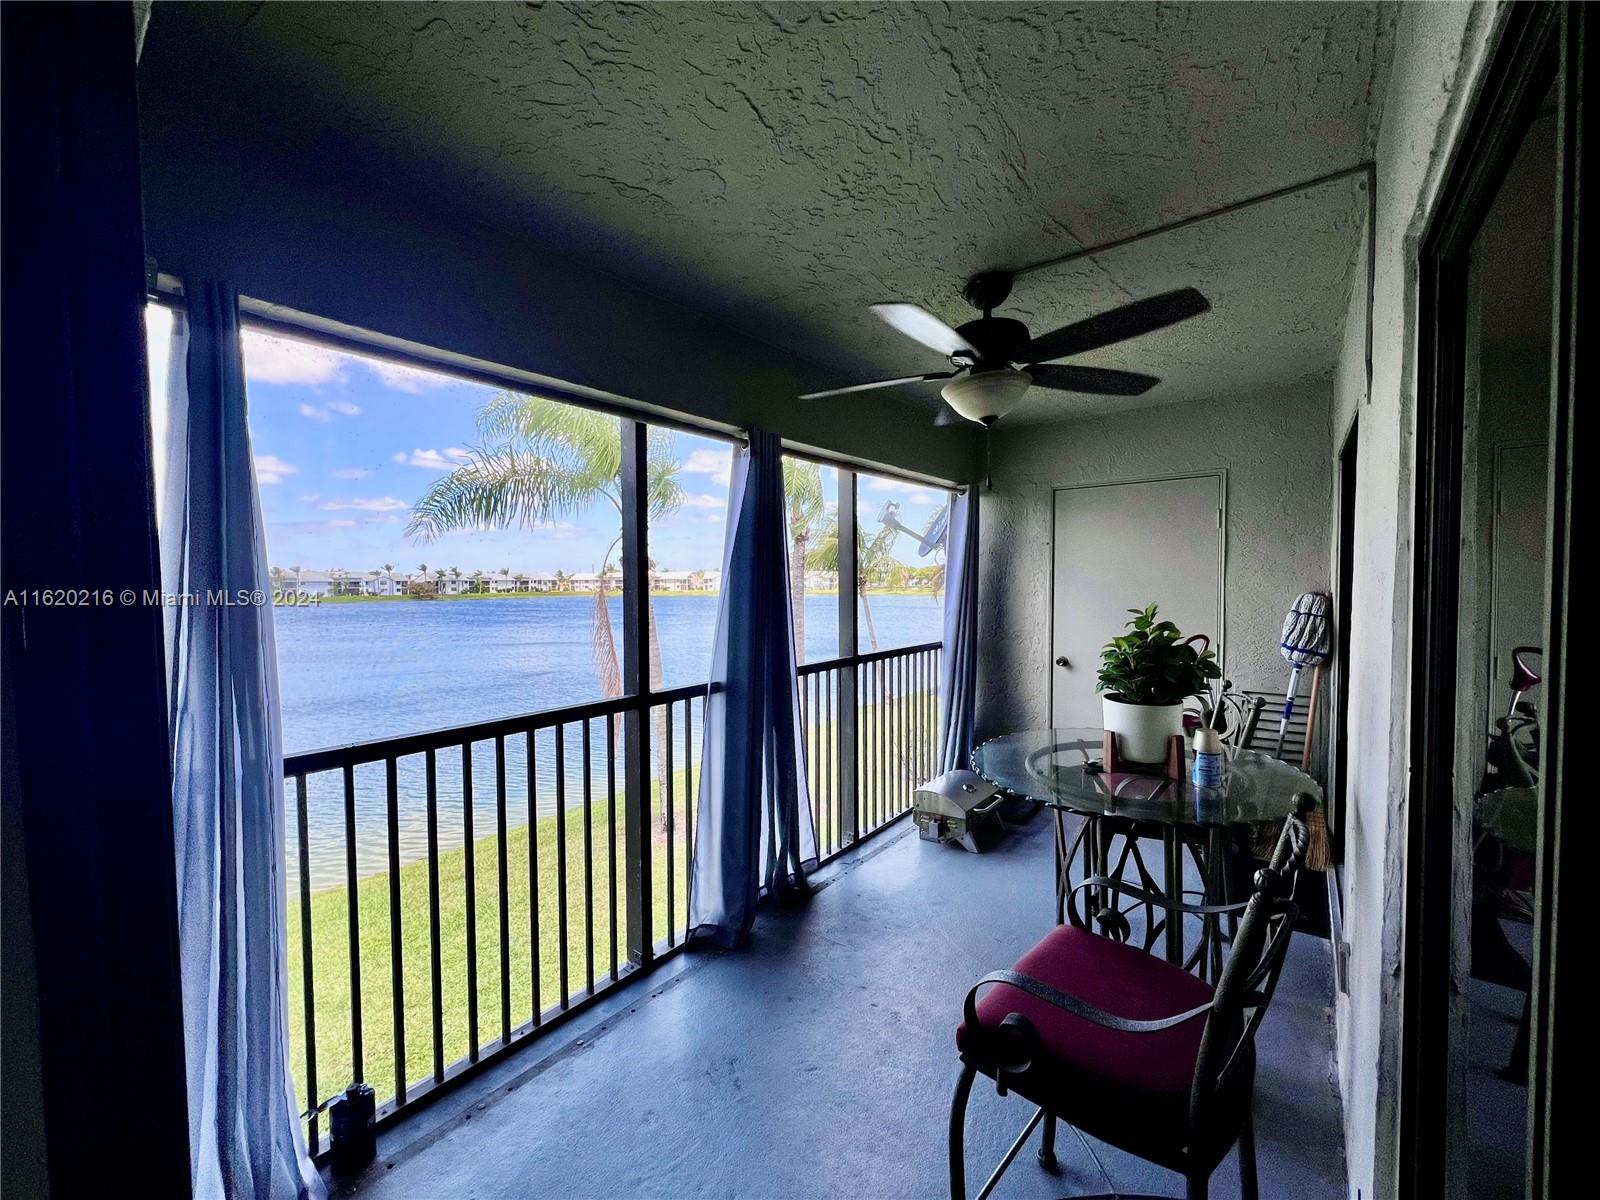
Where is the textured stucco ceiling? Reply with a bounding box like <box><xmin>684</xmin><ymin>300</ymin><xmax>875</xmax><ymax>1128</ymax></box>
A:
<box><xmin>142</xmin><ymin>1</ymin><xmax>1391</xmax><ymax>422</ymax></box>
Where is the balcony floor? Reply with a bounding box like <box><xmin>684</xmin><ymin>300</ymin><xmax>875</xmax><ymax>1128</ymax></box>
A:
<box><xmin>345</xmin><ymin>814</ymin><xmax>1345</xmax><ymax>1199</ymax></box>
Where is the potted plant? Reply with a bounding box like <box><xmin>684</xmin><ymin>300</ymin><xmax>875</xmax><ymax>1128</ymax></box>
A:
<box><xmin>1096</xmin><ymin>603</ymin><xmax>1222</xmax><ymax>763</ymax></box>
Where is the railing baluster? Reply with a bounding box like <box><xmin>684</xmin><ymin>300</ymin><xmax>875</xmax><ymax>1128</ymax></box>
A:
<box><xmin>554</xmin><ymin>723</ymin><xmax>569</xmax><ymax>1008</ymax></box>
<box><xmin>826</xmin><ymin>669</ymin><xmax>835</xmax><ymax>853</ymax></box>
<box><xmin>920</xmin><ymin>651</ymin><xmax>929</xmax><ymax>781</ymax></box>
<box><xmin>665</xmin><ymin>701</ymin><xmax>675</xmax><ymax>947</ymax></box>
<box><xmin>385</xmin><ymin>757</ymin><xmax>406</xmax><ymax>1105</ymax></box>
<box><xmin>681</xmin><ymin>700</ymin><xmax>694</xmax><ymax>908</ymax></box>
<box><xmin>871</xmin><ymin>660</ymin><xmax>879</xmax><ymax>829</ymax></box>
<box><xmin>582</xmin><ymin>717</ymin><xmax>595</xmax><ymax>996</ymax></box>
<box><xmin>342</xmin><ymin>764</ymin><xmax>363</xmax><ymax>1083</ymax></box>
<box><xmin>835</xmin><ymin>668</ymin><xmax>842</xmax><ymax>850</ymax></box>
<box><xmin>425</xmin><ymin>749</ymin><xmax>443</xmax><ymax>1082</ymax></box>
<box><xmin>864</xmin><ymin>668</ymin><xmax>876</xmax><ymax>838</ymax></box>
<box><xmin>462</xmin><ymin>743</ymin><xmax>478</xmax><ymax>1061</ymax></box>
<box><xmin>808</xmin><ymin>673</ymin><xmax>820</xmax><ymax>837</ymax></box>
<box><xmin>295</xmin><ymin>774</ymin><xmax>318</xmax><ymax>1150</ymax></box>
<box><xmin>683</xmin><ymin>697</ymin><xmax>693</xmax><ymax>914</ymax></box>
<box><xmin>900</xmin><ymin>652</ymin><xmax>910</xmax><ymax>810</ymax></box>
<box><xmin>607</xmin><ymin>715</ymin><xmax>619</xmax><ymax>983</ymax></box>
<box><xmin>527</xmin><ymin>730</ymin><xmax>540</xmax><ymax>1024</ymax></box>
<box><xmin>495</xmin><ymin>735</ymin><xmax>510</xmax><ymax>1044</ymax></box>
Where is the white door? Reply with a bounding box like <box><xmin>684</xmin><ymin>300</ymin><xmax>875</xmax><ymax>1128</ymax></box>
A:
<box><xmin>1050</xmin><ymin>475</ymin><xmax>1224</xmax><ymax>728</ymax></box>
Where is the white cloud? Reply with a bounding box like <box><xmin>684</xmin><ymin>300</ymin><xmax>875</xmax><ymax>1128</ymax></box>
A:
<box><xmin>681</xmin><ymin>493</ymin><xmax>725</xmax><ymax>510</ymax></box>
<box><xmin>865</xmin><ymin>475</ymin><xmax>923</xmax><ymax>494</ymax></box>
<box><xmin>365</xmin><ymin>358</ymin><xmax>458</xmax><ymax>393</ymax></box>
<box><xmin>320</xmin><ymin>496</ymin><xmax>408</xmax><ymax>513</ymax></box>
<box><xmin>681</xmin><ymin>447</ymin><xmax>732</xmax><ymax>486</ymax></box>
<box><xmin>705</xmin><ymin>514</ymin><xmax>722</xmax><ymax>524</ymax></box>
<box><xmin>328</xmin><ymin>519</ymin><xmax>358</xmax><ymax>528</ymax></box>
<box><xmin>299</xmin><ymin>402</ymin><xmax>331</xmax><ymax>423</ymax></box>
<box><xmin>326</xmin><ymin>399</ymin><xmax>362</xmax><ymax>417</ymax></box>
<box><xmin>254</xmin><ymin>454</ymin><xmax>298</xmax><ymax>485</ymax></box>
<box><xmin>243</xmin><ymin>331</ymin><xmax>347</xmax><ymax>385</ymax></box>
<box><xmin>331</xmin><ymin>467</ymin><xmax>373</xmax><ymax>480</ymax></box>
<box><xmin>399</xmin><ymin>447</ymin><xmax>473</xmax><ymax>471</ymax></box>
<box><xmin>910</xmin><ymin>490</ymin><xmax>935</xmax><ymax>504</ymax></box>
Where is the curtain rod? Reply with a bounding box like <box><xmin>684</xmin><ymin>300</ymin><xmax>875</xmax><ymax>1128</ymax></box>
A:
<box><xmin>151</xmin><ymin>279</ymin><xmax>964</xmax><ymax>490</ymax></box>
<box><xmin>779</xmin><ymin>440</ymin><xmax>964</xmax><ymax>495</ymax></box>
<box><xmin>239</xmin><ymin>297</ymin><xmax>750</xmax><ymax>446</ymax></box>
<box><xmin>151</xmin><ymin>279</ymin><xmax>747</xmax><ymax>446</ymax></box>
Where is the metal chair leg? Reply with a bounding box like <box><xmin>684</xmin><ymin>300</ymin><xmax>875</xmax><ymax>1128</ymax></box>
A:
<box><xmin>1187</xmin><ymin>1173</ymin><xmax>1210</xmax><ymax>1200</ymax></box>
<box><xmin>1238</xmin><ymin>1109</ymin><xmax>1258</xmax><ymax>1200</ymax></box>
<box><xmin>1037</xmin><ymin>1112</ymin><xmax>1059</xmax><ymax>1173</ymax></box>
<box><xmin>949</xmin><ymin>1062</ymin><xmax>977</xmax><ymax>1200</ymax></box>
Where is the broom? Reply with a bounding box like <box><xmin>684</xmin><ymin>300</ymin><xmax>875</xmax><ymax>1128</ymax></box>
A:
<box><xmin>1253</xmin><ymin>591</ymin><xmax>1333</xmax><ymax>869</ymax></box>
<box><xmin>1274</xmin><ymin>592</ymin><xmax>1331</xmax><ymax>757</ymax></box>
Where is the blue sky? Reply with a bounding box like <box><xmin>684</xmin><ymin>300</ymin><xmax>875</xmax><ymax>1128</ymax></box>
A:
<box><xmin>145</xmin><ymin>308</ymin><xmax>948</xmax><ymax>576</ymax></box>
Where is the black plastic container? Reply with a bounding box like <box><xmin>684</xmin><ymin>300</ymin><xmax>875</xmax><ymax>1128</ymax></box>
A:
<box><xmin>328</xmin><ymin>1083</ymin><xmax>376</xmax><ymax>1176</ymax></box>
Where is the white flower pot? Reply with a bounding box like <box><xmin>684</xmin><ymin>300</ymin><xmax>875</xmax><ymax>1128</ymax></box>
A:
<box><xmin>1102</xmin><ymin>696</ymin><xmax>1186</xmax><ymax>764</ymax></box>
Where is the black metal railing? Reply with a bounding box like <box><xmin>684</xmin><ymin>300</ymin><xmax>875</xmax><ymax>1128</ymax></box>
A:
<box><xmin>283</xmin><ymin>640</ymin><xmax>940</xmax><ymax>1151</ymax></box>
<box><xmin>799</xmin><ymin>641</ymin><xmax>943</xmax><ymax>856</ymax></box>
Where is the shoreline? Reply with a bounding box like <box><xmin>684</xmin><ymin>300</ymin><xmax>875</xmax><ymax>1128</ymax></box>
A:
<box><xmin>280</xmin><ymin>587</ymin><xmax>942</xmax><ymax>605</ymax></box>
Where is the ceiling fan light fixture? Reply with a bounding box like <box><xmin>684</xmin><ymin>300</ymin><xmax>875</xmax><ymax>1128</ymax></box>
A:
<box><xmin>941</xmin><ymin>369</ymin><xmax>1031</xmax><ymax>424</ymax></box>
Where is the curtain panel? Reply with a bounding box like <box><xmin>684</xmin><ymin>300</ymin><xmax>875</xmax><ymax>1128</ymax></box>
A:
<box><xmin>161</xmin><ymin>282</ymin><xmax>325</xmax><ymax>1200</ymax></box>
<box><xmin>688</xmin><ymin>429</ymin><xmax>818</xmax><ymax>948</ymax></box>
<box><xmin>938</xmin><ymin>488</ymin><xmax>980</xmax><ymax>774</ymax></box>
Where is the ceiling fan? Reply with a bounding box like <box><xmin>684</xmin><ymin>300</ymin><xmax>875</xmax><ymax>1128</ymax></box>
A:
<box><xmin>799</xmin><ymin>272</ymin><xmax>1210</xmax><ymax>426</ymax></box>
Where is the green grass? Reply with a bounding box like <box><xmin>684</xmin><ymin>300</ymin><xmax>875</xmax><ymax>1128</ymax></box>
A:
<box><xmin>287</xmin><ymin>776</ymin><xmax>693</xmax><ymax>1116</ymax></box>
<box><xmin>285</xmin><ymin>687</ymin><xmax>939</xmax><ymax>1123</ymax></box>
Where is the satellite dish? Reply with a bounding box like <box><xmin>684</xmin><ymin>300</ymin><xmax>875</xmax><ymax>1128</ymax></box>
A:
<box><xmin>876</xmin><ymin>500</ymin><xmax>948</xmax><ymax>557</ymax></box>
<box><xmin>917</xmin><ymin>507</ymin><xmax>949</xmax><ymax>558</ymax></box>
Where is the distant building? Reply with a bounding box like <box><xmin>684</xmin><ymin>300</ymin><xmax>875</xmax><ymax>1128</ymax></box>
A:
<box><xmin>651</xmin><ymin>570</ymin><xmax>701</xmax><ymax>592</ymax></box>
<box><xmin>283</xmin><ymin>569</ymin><xmax>334</xmax><ymax>597</ymax></box>
<box><xmin>803</xmin><ymin>569</ymin><xmax>838</xmax><ymax>591</ymax></box>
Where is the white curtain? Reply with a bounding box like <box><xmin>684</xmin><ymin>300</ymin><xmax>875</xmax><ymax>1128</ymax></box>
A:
<box><xmin>161</xmin><ymin>282</ymin><xmax>325</xmax><ymax>1200</ymax></box>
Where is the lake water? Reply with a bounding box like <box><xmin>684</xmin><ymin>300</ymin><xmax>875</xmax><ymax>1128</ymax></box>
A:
<box><xmin>279</xmin><ymin>592</ymin><xmax>941</xmax><ymax>890</ymax></box>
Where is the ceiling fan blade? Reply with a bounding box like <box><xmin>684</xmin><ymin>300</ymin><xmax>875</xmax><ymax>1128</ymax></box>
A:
<box><xmin>869</xmin><ymin>303</ymin><xmax>978</xmax><ymax>358</ymax></box>
<box><xmin>1028</xmin><ymin>363</ymin><xmax>1160</xmax><ymax>396</ymax></box>
<box><xmin>1020</xmin><ymin>287</ymin><xmax>1210</xmax><ymax>364</ymax></box>
<box><xmin>799</xmin><ymin>371</ymin><xmax>955</xmax><ymax>401</ymax></box>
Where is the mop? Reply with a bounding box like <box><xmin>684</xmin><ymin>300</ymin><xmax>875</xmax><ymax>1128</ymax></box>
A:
<box><xmin>1275</xmin><ymin>592</ymin><xmax>1332</xmax><ymax>758</ymax></box>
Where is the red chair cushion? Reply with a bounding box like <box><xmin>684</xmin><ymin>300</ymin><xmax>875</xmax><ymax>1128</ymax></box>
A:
<box><xmin>956</xmin><ymin>925</ymin><xmax>1247</xmax><ymax>1167</ymax></box>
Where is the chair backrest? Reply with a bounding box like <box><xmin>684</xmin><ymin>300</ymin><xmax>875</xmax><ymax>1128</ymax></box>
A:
<box><xmin>1187</xmin><ymin>800</ymin><xmax>1313</xmax><ymax>1133</ymax></box>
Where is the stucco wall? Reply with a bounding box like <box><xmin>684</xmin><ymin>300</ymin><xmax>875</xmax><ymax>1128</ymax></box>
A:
<box><xmin>1326</xmin><ymin>5</ymin><xmax>1500</xmax><ymax>1198</ymax></box>
<box><xmin>975</xmin><ymin>381</ymin><xmax>1333</xmax><ymax>743</ymax></box>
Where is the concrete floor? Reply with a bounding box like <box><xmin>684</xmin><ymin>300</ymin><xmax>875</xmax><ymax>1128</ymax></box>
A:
<box><xmin>339</xmin><ymin>814</ymin><xmax>1345</xmax><ymax>1199</ymax></box>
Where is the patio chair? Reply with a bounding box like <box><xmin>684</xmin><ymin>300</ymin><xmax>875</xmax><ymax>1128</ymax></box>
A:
<box><xmin>950</xmin><ymin>804</ymin><xmax>1313</xmax><ymax>1200</ymax></box>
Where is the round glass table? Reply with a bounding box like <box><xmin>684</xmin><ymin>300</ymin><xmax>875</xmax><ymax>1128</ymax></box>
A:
<box><xmin>971</xmin><ymin>728</ymin><xmax>1322</xmax><ymax>977</ymax></box>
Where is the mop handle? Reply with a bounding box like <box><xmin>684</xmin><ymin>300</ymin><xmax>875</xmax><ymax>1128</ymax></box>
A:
<box><xmin>1275</xmin><ymin>664</ymin><xmax>1304</xmax><ymax>758</ymax></box>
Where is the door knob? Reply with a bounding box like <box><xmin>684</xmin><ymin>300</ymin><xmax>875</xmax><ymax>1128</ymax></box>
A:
<box><xmin>1055</xmin><ymin>656</ymin><xmax>1070</xmax><ymax>668</ymax></box>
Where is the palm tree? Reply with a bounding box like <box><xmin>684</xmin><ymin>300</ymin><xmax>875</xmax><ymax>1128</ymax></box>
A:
<box><xmin>807</xmin><ymin>519</ymin><xmax>904</xmax><ymax>653</ymax></box>
<box><xmin>408</xmin><ymin>392</ymin><xmax>685</xmax><ymax>800</ymax></box>
<box><xmin>782</xmin><ymin>460</ymin><xmax>825</xmax><ymax>660</ymax></box>
<box><xmin>382</xmin><ymin>562</ymin><xmax>395</xmax><ymax>595</ymax></box>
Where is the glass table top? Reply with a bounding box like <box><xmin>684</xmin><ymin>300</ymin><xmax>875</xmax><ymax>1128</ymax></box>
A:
<box><xmin>971</xmin><ymin>727</ymin><xmax>1322</xmax><ymax>828</ymax></box>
